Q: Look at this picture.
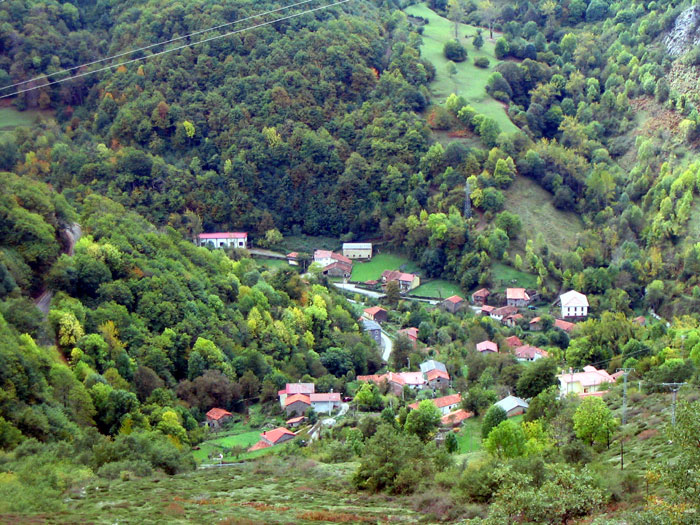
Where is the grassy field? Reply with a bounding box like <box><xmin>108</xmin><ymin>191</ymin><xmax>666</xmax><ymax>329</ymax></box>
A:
<box><xmin>411</xmin><ymin>279</ymin><xmax>463</xmax><ymax>299</ymax></box>
<box><xmin>456</xmin><ymin>416</ymin><xmax>483</xmax><ymax>453</ymax></box>
<box><xmin>256</xmin><ymin>257</ymin><xmax>290</xmax><ymax>271</ymax></box>
<box><xmin>350</xmin><ymin>253</ymin><xmax>420</xmax><ymax>282</ymax></box>
<box><xmin>45</xmin><ymin>457</ymin><xmax>425</xmax><ymax>524</ymax></box>
<box><xmin>192</xmin><ymin>430</ymin><xmax>265</xmax><ymax>464</ymax></box>
<box><xmin>404</xmin><ymin>3</ymin><xmax>518</xmax><ymax>133</ymax></box>
<box><xmin>504</xmin><ymin>176</ymin><xmax>584</xmax><ymax>253</ymax></box>
<box><xmin>0</xmin><ymin>107</ymin><xmax>52</xmax><ymax>136</ymax></box>
<box><xmin>491</xmin><ymin>262</ymin><xmax>538</xmax><ymax>290</ymax></box>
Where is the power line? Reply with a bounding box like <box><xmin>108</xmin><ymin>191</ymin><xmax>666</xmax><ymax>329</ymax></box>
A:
<box><xmin>0</xmin><ymin>0</ymin><xmax>353</xmax><ymax>101</ymax></box>
<box><xmin>0</xmin><ymin>0</ymin><xmax>319</xmax><ymax>92</ymax></box>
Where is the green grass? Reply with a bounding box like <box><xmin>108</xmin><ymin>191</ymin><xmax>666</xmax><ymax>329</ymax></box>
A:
<box><xmin>504</xmin><ymin>176</ymin><xmax>584</xmax><ymax>253</ymax></box>
<box><xmin>404</xmin><ymin>3</ymin><xmax>518</xmax><ymax>133</ymax></box>
<box><xmin>256</xmin><ymin>257</ymin><xmax>290</xmax><ymax>270</ymax></box>
<box><xmin>350</xmin><ymin>253</ymin><xmax>420</xmax><ymax>282</ymax></box>
<box><xmin>491</xmin><ymin>262</ymin><xmax>538</xmax><ymax>290</ymax></box>
<box><xmin>279</xmin><ymin>234</ymin><xmax>341</xmax><ymax>254</ymax></box>
<box><xmin>0</xmin><ymin>107</ymin><xmax>51</xmax><ymax>136</ymax></box>
<box><xmin>411</xmin><ymin>279</ymin><xmax>463</xmax><ymax>299</ymax></box>
<box><xmin>456</xmin><ymin>416</ymin><xmax>483</xmax><ymax>453</ymax></box>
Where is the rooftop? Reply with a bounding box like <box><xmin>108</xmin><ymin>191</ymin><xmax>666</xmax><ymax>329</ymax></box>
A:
<box><xmin>342</xmin><ymin>243</ymin><xmax>372</xmax><ymax>249</ymax></box>
<box><xmin>560</xmin><ymin>290</ymin><xmax>589</xmax><ymax>307</ymax></box>
<box><xmin>506</xmin><ymin>287</ymin><xmax>530</xmax><ymax>300</ymax></box>
<box><xmin>495</xmin><ymin>395</ymin><xmax>529</xmax><ymax>413</ymax></box>
<box><xmin>444</xmin><ymin>295</ymin><xmax>464</xmax><ymax>304</ymax></box>
<box><xmin>261</xmin><ymin>427</ymin><xmax>295</xmax><ymax>444</ymax></box>
<box><xmin>558</xmin><ymin>366</ymin><xmax>615</xmax><ymax>388</ymax></box>
<box><xmin>206</xmin><ymin>408</ymin><xmax>233</xmax><ymax>420</ymax></box>
<box><xmin>198</xmin><ymin>232</ymin><xmax>246</xmax><ymax>239</ymax></box>
<box><xmin>476</xmin><ymin>340</ymin><xmax>498</xmax><ymax>353</ymax></box>
<box><xmin>409</xmin><ymin>393</ymin><xmax>461</xmax><ymax>410</ymax></box>
<box><xmin>514</xmin><ymin>344</ymin><xmax>548</xmax><ymax>360</ymax></box>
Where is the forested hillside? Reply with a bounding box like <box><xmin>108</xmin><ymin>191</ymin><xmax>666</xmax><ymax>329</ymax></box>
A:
<box><xmin>1</xmin><ymin>0</ymin><xmax>700</xmax><ymax>522</ymax></box>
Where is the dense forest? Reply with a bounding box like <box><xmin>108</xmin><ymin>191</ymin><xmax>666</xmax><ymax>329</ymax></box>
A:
<box><xmin>1</xmin><ymin>0</ymin><xmax>700</xmax><ymax>521</ymax></box>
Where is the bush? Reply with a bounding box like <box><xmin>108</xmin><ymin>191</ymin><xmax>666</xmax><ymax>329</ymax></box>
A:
<box><xmin>474</xmin><ymin>57</ymin><xmax>490</xmax><ymax>68</ymax></box>
<box><xmin>97</xmin><ymin>459</ymin><xmax>153</xmax><ymax>480</ymax></box>
<box><xmin>444</xmin><ymin>40</ymin><xmax>467</xmax><ymax>62</ymax></box>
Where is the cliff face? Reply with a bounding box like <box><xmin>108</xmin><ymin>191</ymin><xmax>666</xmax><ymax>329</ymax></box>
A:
<box><xmin>664</xmin><ymin>6</ymin><xmax>700</xmax><ymax>57</ymax></box>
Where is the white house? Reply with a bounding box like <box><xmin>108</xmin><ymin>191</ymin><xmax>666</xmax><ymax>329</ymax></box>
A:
<box><xmin>558</xmin><ymin>366</ymin><xmax>615</xmax><ymax>396</ymax></box>
<box><xmin>198</xmin><ymin>232</ymin><xmax>247</xmax><ymax>249</ymax></box>
<box><xmin>560</xmin><ymin>290</ymin><xmax>589</xmax><ymax>318</ymax></box>
<box><xmin>342</xmin><ymin>243</ymin><xmax>372</xmax><ymax>259</ymax></box>
<box><xmin>309</xmin><ymin>392</ymin><xmax>341</xmax><ymax>414</ymax></box>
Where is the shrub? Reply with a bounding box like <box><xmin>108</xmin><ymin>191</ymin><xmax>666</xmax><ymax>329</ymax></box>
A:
<box><xmin>474</xmin><ymin>56</ymin><xmax>490</xmax><ymax>68</ymax></box>
<box><xmin>443</xmin><ymin>40</ymin><xmax>467</xmax><ymax>62</ymax></box>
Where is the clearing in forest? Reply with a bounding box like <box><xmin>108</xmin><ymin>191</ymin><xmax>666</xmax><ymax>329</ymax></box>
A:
<box><xmin>350</xmin><ymin>253</ymin><xmax>420</xmax><ymax>282</ymax></box>
<box><xmin>404</xmin><ymin>3</ymin><xmax>518</xmax><ymax>133</ymax></box>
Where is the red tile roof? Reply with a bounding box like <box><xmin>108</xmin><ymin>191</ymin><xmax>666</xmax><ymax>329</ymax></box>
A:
<box><xmin>280</xmin><ymin>383</ymin><xmax>315</xmax><ymax>395</ymax></box>
<box><xmin>476</xmin><ymin>340</ymin><xmax>498</xmax><ymax>353</ymax></box>
<box><xmin>504</xmin><ymin>335</ymin><xmax>523</xmax><ymax>348</ymax></box>
<box><xmin>514</xmin><ymin>345</ymin><xmax>548</xmax><ymax>360</ymax></box>
<box><xmin>554</xmin><ymin>319</ymin><xmax>576</xmax><ymax>332</ymax></box>
<box><xmin>322</xmin><ymin>261</ymin><xmax>352</xmax><ymax>273</ymax></box>
<box><xmin>426</xmin><ymin>369</ymin><xmax>450</xmax><ymax>381</ymax></box>
<box><xmin>261</xmin><ymin>427</ymin><xmax>295</xmax><ymax>444</ymax></box>
<box><xmin>284</xmin><ymin>393</ymin><xmax>311</xmax><ymax>407</ymax></box>
<box><xmin>480</xmin><ymin>305</ymin><xmax>495</xmax><ymax>313</ymax></box>
<box><xmin>445</xmin><ymin>295</ymin><xmax>464</xmax><ymax>304</ymax></box>
<box><xmin>530</xmin><ymin>317</ymin><xmax>541</xmax><ymax>324</ymax></box>
<box><xmin>441</xmin><ymin>409</ymin><xmax>473</xmax><ymax>426</ymax></box>
<box><xmin>399</xmin><ymin>327</ymin><xmax>419</xmax><ymax>340</ymax></box>
<box><xmin>198</xmin><ymin>232</ymin><xmax>246</xmax><ymax>239</ymax></box>
<box><xmin>409</xmin><ymin>393</ymin><xmax>461</xmax><ymax>410</ymax></box>
<box><xmin>492</xmin><ymin>305</ymin><xmax>519</xmax><ymax>317</ymax></box>
<box><xmin>506</xmin><ymin>288</ymin><xmax>530</xmax><ymax>301</ymax></box>
<box><xmin>472</xmin><ymin>288</ymin><xmax>490</xmax><ymax>298</ymax></box>
<box><xmin>287</xmin><ymin>252</ymin><xmax>298</xmax><ymax>258</ymax></box>
<box><xmin>248</xmin><ymin>440</ymin><xmax>272</xmax><ymax>451</ymax></box>
<box><xmin>381</xmin><ymin>270</ymin><xmax>416</xmax><ymax>283</ymax></box>
<box><xmin>286</xmin><ymin>416</ymin><xmax>307</xmax><ymax>425</ymax></box>
<box><xmin>206</xmin><ymin>408</ymin><xmax>233</xmax><ymax>421</ymax></box>
<box><xmin>364</xmin><ymin>306</ymin><xmax>387</xmax><ymax>316</ymax></box>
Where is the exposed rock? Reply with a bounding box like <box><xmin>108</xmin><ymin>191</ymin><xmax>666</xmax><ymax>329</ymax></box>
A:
<box><xmin>664</xmin><ymin>5</ymin><xmax>700</xmax><ymax>57</ymax></box>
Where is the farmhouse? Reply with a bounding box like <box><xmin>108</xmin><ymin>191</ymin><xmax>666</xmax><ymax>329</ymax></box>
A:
<box><xmin>197</xmin><ymin>232</ymin><xmax>247</xmax><ymax>249</ymax></box>
<box><xmin>490</xmin><ymin>305</ymin><xmax>518</xmax><ymax>322</ymax></box>
<box><xmin>480</xmin><ymin>305</ymin><xmax>495</xmax><ymax>316</ymax></box>
<box><xmin>310</xmin><ymin>392</ymin><xmax>341</xmax><ymax>413</ymax></box>
<box><xmin>554</xmin><ymin>318</ymin><xmax>576</xmax><ymax>333</ymax></box>
<box><xmin>506</xmin><ymin>288</ymin><xmax>531</xmax><ymax>307</ymax></box>
<box><xmin>420</xmin><ymin>360</ymin><xmax>450</xmax><ymax>388</ymax></box>
<box><xmin>560</xmin><ymin>290</ymin><xmax>589</xmax><ymax>318</ymax></box>
<box><xmin>322</xmin><ymin>260</ymin><xmax>352</xmax><ymax>278</ymax></box>
<box><xmin>398</xmin><ymin>327</ymin><xmax>419</xmax><ymax>346</ymax></box>
<box><xmin>381</xmin><ymin>270</ymin><xmax>420</xmax><ymax>292</ymax></box>
<box><xmin>503</xmin><ymin>313</ymin><xmax>524</xmax><ymax>328</ymax></box>
<box><xmin>440</xmin><ymin>409</ymin><xmax>473</xmax><ymax>428</ymax></box>
<box><xmin>529</xmin><ymin>317</ymin><xmax>543</xmax><ymax>331</ymax></box>
<box><xmin>286</xmin><ymin>416</ymin><xmax>307</xmax><ymax>428</ymax></box>
<box><xmin>286</xmin><ymin>252</ymin><xmax>299</xmax><ymax>265</ymax></box>
<box><xmin>513</xmin><ymin>344</ymin><xmax>548</xmax><ymax>361</ymax></box>
<box><xmin>441</xmin><ymin>295</ymin><xmax>466</xmax><ymax>313</ymax></box>
<box><xmin>361</xmin><ymin>319</ymin><xmax>382</xmax><ymax>347</ymax></box>
<box><xmin>363</xmin><ymin>306</ymin><xmax>388</xmax><ymax>323</ymax></box>
<box><xmin>284</xmin><ymin>393</ymin><xmax>311</xmax><ymax>416</ymax></box>
<box><xmin>504</xmin><ymin>335</ymin><xmax>523</xmax><ymax>348</ymax></box>
<box><xmin>205</xmin><ymin>408</ymin><xmax>233</xmax><ymax>429</ymax></box>
<box><xmin>476</xmin><ymin>340</ymin><xmax>498</xmax><ymax>353</ymax></box>
<box><xmin>342</xmin><ymin>243</ymin><xmax>372</xmax><ymax>259</ymax></box>
<box><xmin>471</xmin><ymin>288</ymin><xmax>490</xmax><ymax>306</ymax></box>
<box><xmin>494</xmin><ymin>395</ymin><xmax>529</xmax><ymax>417</ymax></box>
<box><xmin>409</xmin><ymin>393</ymin><xmax>461</xmax><ymax>416</ymax></box>
<box><xmin>278</xmin><ymin>383</ymin><xmax>315</xmax><ymax>407</ymax></box>
<box><xmin>357</xmin><ymin>371</ymin><xmax>426</xmax><ymax>395</ymax></box>
<box><xmin>313</xmin><ymin>249</ymin><xmax>352</xmax><ymax>267</ymax></box>
<box><xmin>558</xmin><ymin>366</ymin><xmax>615</xmax><ymax>396</ymax></box>
<box><xmin>261</xmin><ymin>427</ymin><xmax>296</xmax><ymax>446</ymax></box>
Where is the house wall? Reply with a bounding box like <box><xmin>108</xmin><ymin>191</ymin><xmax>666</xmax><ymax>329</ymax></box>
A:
<box><xmin>429</xmin><ymin>377</ymin><xmax>450</xmax><ymax>389</ymax></box>
<box><xmin>311</xmin><ymin>401</ymin><xmax>340</xmax><ymax>413</ymax></box>
<box><xmin>439</xmin><ymin>403</ymin><xmax>459</xmax><ymax>415</ymax></box>
<box><xmin>507</xmin><ymin>298</ymin><xmax>528</xmax><ymax>307</ymax></box>
<box><xmin>369</xmin><ymin>311</ymin><xmax>388</xmax><ymax>323</ymax></box>
<box><xmin>366</xmin><ymin>329</ymin><xmax>382</xmax><ymax>346</ymax></box>
<box><xmin>562</xmin><ymin>305</ymin><xmax>588</xmax><ymax>318</ymax></box>
<box><xmin>343</xmin><ymin>248</ymin><xmax>372</xmax><ymax>259</ymax></box>
<box><xmin>285</xmin><ymin>401</ymin><xmax>310</xmax><ymax>416</ymax></box>
<box><xmin>200</xmin><ymin>237</ymin><xmax>247</xmax><ymax>249</ymax></box>
<box><xmin>506</xmin><ymin>406</ymin><xmax>526</xmax><ymax>417</ymax></box>
<box><xmin>275</xmin><ymin>433</ymin><xmax>295</xmax><ymax>445</ymax></box>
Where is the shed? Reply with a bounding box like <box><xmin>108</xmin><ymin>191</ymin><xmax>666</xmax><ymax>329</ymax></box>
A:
<box><xmin>494</xmin><ymin>395</ymin><xmax>529</xmax><ymax>417</ymax></box>
<box><xmin>342</xmin><ymin>243</ymin><xmax>372</xmax><ymax>260</ymax></box>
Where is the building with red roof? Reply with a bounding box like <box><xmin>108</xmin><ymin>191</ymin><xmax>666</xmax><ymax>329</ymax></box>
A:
<box><xmin>506</xmin><ymin>288</ymin><xmax>531</xmax><ymax>307</ymax></box>
<box><xmin>197</xmin><ymin>232</ymin><xmax>247</xmax><ymax>249</ymax></box>
<box><xmin>409</xmin><ymin>394</ymin><xmax>462</xmax><ymax>416</ymax></box>
<box><xmin>278</xmin><ymin>383</ymin><xmax>315</xmax><ymax>407</ymax></box>
<box><xmin>514</xmin><ymin>344</ymin><xmax>548</xmax><ymax>361</ymax></box>
<box><xmin>554</xmin><ymin>318</ymin><xmax>576</xmax><ymax>332</ymax></box>
<box><xmin>205</xmin><ymin>408</ymin><xmax>233</xmax><ymax>429</ymax></box>
<box><xmin>284</xmin><ymin>393</ymin><xmax>311</xmax><ymax>416</ymax></box>
<box><xmin>441</xmin><ymin>295</ymin><xmax>466</xmax><ymax>314</ymax></box>
<box><xmin>471</xmin><ymin>288</ymin><xmax>490</xmax><ymax>306</ymax></box>
<box><xmin>441</xmin><ymin>409</ymin><xmax>473</xmax><ymax>427</ymax></box>
<box><xmin>286</xmin><ymin>416</ymin><xmax>307</xmax><ymax>428</ymax></box>
<box><xmin>357</xmin><ymin>371</ymin><xmax>426</xmax><ymax>396</ymax></box>
<box><xmin>286</xmin><ymin>252</ymin><xmax>299</xmax><ymax>265</ymax></box>
<box><xmin>504</xmin><ymin>313</ymin><xmax>524</xmax><ymax>328</ymax></box>
<box><xmin>476</xmin><ymin>340</ymin><xmax>498</xmax><ymax>353</ymax></box>
<box><xmin>321</xmin><ymin>260</ymin><xmax>352</xmax><ymax>278</ymax></box>
<box><xmin>363</xmin><ymin>306</ymin><xmax>388</xmax><ymax>323</ymax></box>
<box><xmin>504</xmin><ymin>335</ymin><xmax>523</xmax><ymax>348</ymax></box>
<box><xmin>558</xmin><ymin>366</ymin><xmax>615</xmax><ymax>396</ymax></box>
<box><xmin>261</xmin><ymin>427</ymin><xmax>296</xmax><ymax>446</ymax></box>
<box><xmin>480</xmin><ymin>305</ymin><xmax>495</xmax><ymax>315</ymax></box>
<box><xmin>381</xmin><ymin>270</ymin><xmax>420</xmax><ymax>292</ymax></box>
<box><xmin>490</xmin><ymin>305</ymin><xmax>519</xmax><ymax>321</ymax></box>
<box><xmin>398</xmin><ymin>327</ymin><xmax>419</xmax><ymax>346</ymax></box>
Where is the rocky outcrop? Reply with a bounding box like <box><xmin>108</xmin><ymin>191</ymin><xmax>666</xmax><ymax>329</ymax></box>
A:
<box><xmin>664</xmin><ymin>6</ymin><xmax>700</xmax><ymax>57</ymax></box>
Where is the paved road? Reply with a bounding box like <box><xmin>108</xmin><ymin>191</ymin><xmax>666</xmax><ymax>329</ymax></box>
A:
<box><xmin>381</xmin><ymin>331</ymin><xmax>393</xmax><ymax>362</ymax></box>
<box><xmin>333</xmin><ymin>282</ymin><xmax>385</xmax><ymax>299</ymax></box>
<box><xmin>35</xmin><ymin>222</ymin><xmax>82</xmax><ymax>316</ymax></box>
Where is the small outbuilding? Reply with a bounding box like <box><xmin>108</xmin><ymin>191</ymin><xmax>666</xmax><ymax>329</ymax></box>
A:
<box><xmin>476</xmin><ymin>340</ymin><xmax>498</xmax><ymax>353</ymax></box>
<box><xmin>205</xmin><ymin>408</ymin><xmax>233</xmax><ymax>429</ymax></box>
<box><xmin>471</xmin><ymin>288</ymin><xmax>490</xmax><ymax>306</ymax></box>
<box><xmin>494</xmin><ymin>395</ymin><xmax>529</xmax><ymax>417</ymax></box>
<box><xmin>441</xmin><ymin>295</ymin><xmax>466</xmax><ymax>313</ymax></box>
<box><xmin>363</xmin><ymin>306</ymin><xmax>388</xmax><ymax>323</ymax></box>
<box><xmin>342</xmin><ymin>243</ymin><xmax>372</xmax><ymax>260</ymax></box>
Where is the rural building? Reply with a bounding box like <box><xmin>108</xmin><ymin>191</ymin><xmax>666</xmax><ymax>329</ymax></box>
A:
<box><xmin>529</xmin><ymin>317</ymin><xmax>543</xmax><ymax>331</ymax></box>
<box><xmin>286</xmin><ymin>252</ymin><xmax>299</xmax><ymax>265</ymax></box>
<box><xmin>554</xmin><ymin>319</ymin><xmax>576</xmax><ymax>332</ymax></box>
<box><xmin>560</xmin><ymin>290</ymin><xmax>589</xmax><ymax>318</ymax></box>
<box><xmin>313</xmin><ymin>249</ymin><xmax>352</xmax><ymax>267</ymax></box>
<box><xmin>480</xmin><ymin>305</ymin><xmax>495</xmax><ymax>316</ymax></box>
<box><xmin>286</xmin><ymin>416</ymin><xmax>307</xmax><ymax>428</ymax></box>
<box><xmin>398</xmin><ymin>327</ymin><xmax>419</xmax><ymax>346</ymax></box>
<box><xmin>420</xmin><ymin>360</ymin><xmax>450</xmax><ymax>388</ymax></box>
<box><xmin>278</xmin><ymin>383</ymin><xmax>315</xmax><ymax>407</ymax></box>
<box><xmin>490</xmin><ymin>305</ymin><xmax>518</xmax><ymax>322</ymax></box>
<box><xmin>197</xmin><ymin>232</ymin><xmax>247</xmax><ymax>249</ymax></box>
<box><xmin>506</xmin><ymin>288</ymin><xmax>531</xmax><ymax>307</ymax></box>
<box><xmin>284</xmin><ymin>394</ymin><xmax>311</xmax><ymax>416</ymax></box>
<box><xmin>357</xmin><ymin>371</ymin><xmax>426</xmax><ymax>395</ymax></box>
<box><xmin>513</xmin><ymin>344</ymin><xmax>548</xmax><ymax>361</ymax></box>
<box><xmin>494</xmin><ymin>395</ymin><xmax>529</xmax><ymax>417</ymax></box>
<box><xmin>440</xmin><ymin>409</ymin><xmax>473</xmax><ymax>428</ymax></box>
<box><xmin>310</xmin><ymin>392</ymin><xmax>341</xmax><ymax>413</ymax></box>
<box><xmin>342</xmin><ymin>243</ymin><xmax>372</xmax><ymax>259</ymax></box>
<box><xmin>381</xmin><ymin>270</ymin><xmax>420</xmax><ymax>292</ymax></box>
<box><xmin>476</xmin><ymin>340</ymin><xmax>498</xmax><ymax>353</ymax></box>
<box><xmin>205</xmin><ymin>408</ymin><xmax>233</xmax><ymax>429</ymax></box>
<box><xmin>261</xmin><ymin>427</ymin><xmax>296</xmax><ymax>446</ymax></box>
<box><xmin>471</xmin><ymin>288</ymin><xmax>490</xmax><ymax>306</ymax></box>
<box><xmin>361</xmin><ymin>319</ymin><xmax>382</xmax><ymax>347</ymax></box>
<box><xmin>504</xmin><ymin>335</ymin><xmax>523</xmax><ymax>348</ymax></box>
<box><xmin>322</xmin><ymin>261</ymin><xmax>352</xmax><ymax>278</ymax></box>
<box><xmin>503</xmin><ymin>313</ymin><xmax>524</xmax><ymax>328</ymax></box>
<box><xmin>557</xmin><ymin>366</ymin><xmax>615</xmax><ymax>396</ymax></box>
<box><xmin>441</xmin><ymin>295</ymin><xmax>466</xmax><ymax>313</ymax></box>
<box><xmin>409</xmin><ymin>393</ymin><xmax>461</xmax><ymax>416</ymax></box>
<box><xmin>633</xmin><ymin>316</ymin><xmax>646</xmax><ymax>326</ymax></box>
<box><xmin>363</xmin><ymin>306</ymin><xmax>388</xmax><ymax>323</ymax></box>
